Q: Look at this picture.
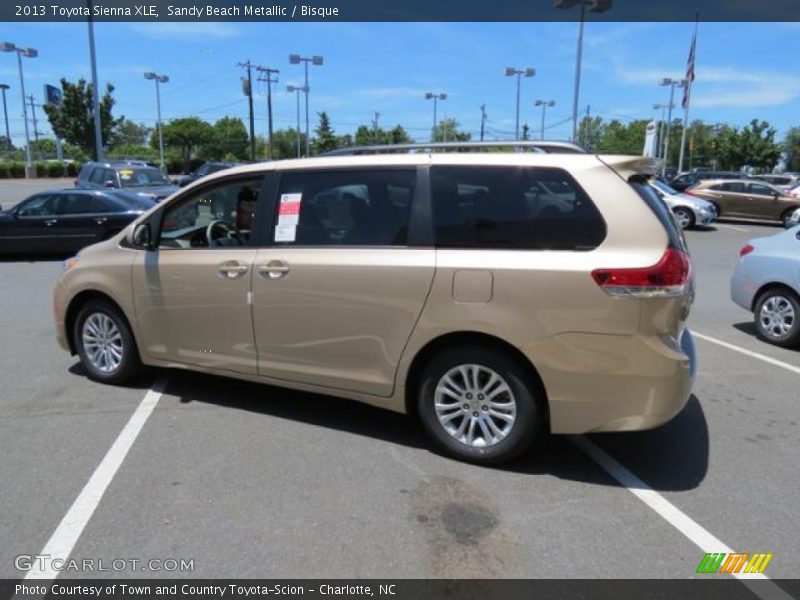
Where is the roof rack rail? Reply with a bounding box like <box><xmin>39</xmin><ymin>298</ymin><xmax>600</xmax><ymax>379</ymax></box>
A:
<box><xmin>321</xmin><ymin>140</ymin><xmax>588</xmax><ymax>156</ymax></box>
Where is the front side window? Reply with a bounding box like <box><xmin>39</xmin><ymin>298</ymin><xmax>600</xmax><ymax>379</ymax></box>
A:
<box><xmin>431</xmin><ymin>166</ymin><xmax>606</xmax><ymax>250</ymax></box>
<box><xmin>748</xmin><ymin>183</ymin><xmax>775</xmax><ymax>197</ymax></box>
<box><xmin>273</xmin><ymin>169</ymin><xmax>415</xmax><ymax>246</ymax></box>
<box><xmin>158</xmin><ymin>178</ymin><xmax>261</xmax><ymax>249</ymax></box>
<box><xmin>16</xmin><ymin>195</ymin><xmax>58</xmax><ymax>217</ymax></box>
<box><xmin>57</xmin><ymin>193</ymin><xmax>109</xmax><ymax>215</ymax></box>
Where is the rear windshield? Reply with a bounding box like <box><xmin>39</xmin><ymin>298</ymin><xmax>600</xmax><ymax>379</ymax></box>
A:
<box><xmin>431</xmin><ymin>166</ymin><xmax>606</xmax><ymax>250</ymax></box>
<box><xmin>631</xmin><ymin>181</ymin><xmax>687</xmax><ymax>251</ymax></box>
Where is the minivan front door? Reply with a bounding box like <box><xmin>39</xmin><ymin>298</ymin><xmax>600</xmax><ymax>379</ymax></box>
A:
<box><xmin>131</xmin><ymin>176</ymin><xmax>265</xmax><ymax>374</ymax></box>
<box><xmin>251</xmin><ymin>168</ymin><xmax>434</xmax><ymax>397</ymax></box>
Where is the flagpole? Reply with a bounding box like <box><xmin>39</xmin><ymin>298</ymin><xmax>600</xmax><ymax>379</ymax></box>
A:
<box><xmin>678</xmin><ymin>12</ymin><xmax>699</xmax><ymax>174</ymax></box>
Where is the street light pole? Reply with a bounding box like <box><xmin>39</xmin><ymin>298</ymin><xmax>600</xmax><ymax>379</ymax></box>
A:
<box><xmin>659</xmin><ymin>78</ymin><xmax>687</xmax><ymax>177</ymax></box>
<box><xmin>2</xmin><ymin>42</ymin><xmax>38</xmax><ymax>176</ymax></box>
<box><xmin>0</xmin><ymin>84</ymin><xmax>10</xmax><ymax>150</ymax></box>
<box><xmin>554</xmin><ymin>0</ymin><xmax>613</xmax><ymax>142</ymax></box>
<box><xmin>86</xmin><ymin>2</ymin><xmax>104</xmax><ymax>163</ymax></box>
<box><xmin>144</xmin><ymin>72</ymin><xmax>168</xmax><ymax>169</ymax></box>
<box><xmin>425</xmin><ymin>92</ymin><xmax>447</xmax><ymax>142</ymax></box>
<box><xmin>286</xmin><ymin>84</ymin><xmax>305</xmax><ymax>158</ymax></box>
<box><xmin>505</xmin><ymin>67</ymin><xmax>535</xmax><ymax>140</ymax></box>
<box><xmin>534</xmin><ymin>100</ymin><xmax>555</xmax><ymax>140</ymax></box>
<box><xmin>289</xmin><ymin>54</ymin><xmax>323</xmax><ymax>157</ymax></box>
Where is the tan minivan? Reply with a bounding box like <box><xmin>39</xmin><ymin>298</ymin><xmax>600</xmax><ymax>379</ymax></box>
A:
<box><xmin>54</xmin><ymin>143</ymin><xmax>696</xmax><ymax>464</ymax></box>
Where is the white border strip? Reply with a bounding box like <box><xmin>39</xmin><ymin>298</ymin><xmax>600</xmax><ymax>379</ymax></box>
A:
<box><xmin>693</xmin><ymin>331</ymin><xmax>800</xmax><ymax>375</ymax></box>
<box><xmin>25</xmin><ymin>380</ymin><xmax>166</xmax><ymax>580</ymax></box>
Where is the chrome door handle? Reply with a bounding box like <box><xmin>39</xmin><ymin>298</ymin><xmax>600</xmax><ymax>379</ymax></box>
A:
<box><xmin>94</xmin><ymin>217</ymin><xmax>107</xmax><ymax>225</ymax></box>
<box><xmin>257</xmin><ymin>260</ymin><xmax>290</xmax><ymax>279</ymax></box>
<box><xmin>44</xmin><ymin>219</ymin><xmax>58</xmax><ymax>226</ymax></box>
<box><xmin>217</xmin><ymin>260</ymin><xmax>250</xmax><ymax>280</ymax></box>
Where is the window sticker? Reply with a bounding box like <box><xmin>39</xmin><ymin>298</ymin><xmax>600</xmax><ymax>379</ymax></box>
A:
<box><xmin>274</xmin><ymin>224</ymin><xmax>297</xmax><ymax>242</ymax></box>
<box><xmin>278</xmin><ymin>192</ymin><xmax>302</xmax><ymax>226</ymax></box>
<box><xmin>119</xmin><ymin>169</ymin><xmax>133</xmax><ymax>179</ymax></box>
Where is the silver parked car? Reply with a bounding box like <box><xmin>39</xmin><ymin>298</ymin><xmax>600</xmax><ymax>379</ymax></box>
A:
<box><xmin>650</xmin><ymin>179</ymin><xmax>717</xmax><ymax>229</ymax></box>
<box><xmin>731</xmin><ymin>227</ymin><xmax>800</xmax><ymax>347</ymax></box>
<box><xmin>784</xmin><ymin>207</ymin><xmax>800</xmax><ymax>229</ymax></box>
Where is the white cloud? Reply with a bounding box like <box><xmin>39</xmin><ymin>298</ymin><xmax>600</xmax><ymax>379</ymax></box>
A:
<box><xmin>130</xmin><ymin>23</ymin><xmax>241</xmax><ymax>40</ymax></box>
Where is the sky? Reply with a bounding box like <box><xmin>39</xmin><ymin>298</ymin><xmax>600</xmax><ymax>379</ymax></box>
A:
<box><xmin>0</xmin><ymin>21</ymin><xmax>797</xmax><ymax>148</ymax></box>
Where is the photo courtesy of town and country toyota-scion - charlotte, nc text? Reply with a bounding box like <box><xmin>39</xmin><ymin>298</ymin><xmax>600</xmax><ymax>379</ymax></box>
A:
<box><xmin>14</xmin><ymin>3</ymin><xmax>340</xmax><ymax>18</ymax></box>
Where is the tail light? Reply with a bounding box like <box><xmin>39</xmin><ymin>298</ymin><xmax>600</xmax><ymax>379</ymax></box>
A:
<box><xmin>740</xmin><ymin>244</ymin><xmax>754</xmax><ymax>257</ymax></box>
<box><xmin>592</xmin><ymin>247</ymin><xmax>692</xmax><ymax>298</ymax></box>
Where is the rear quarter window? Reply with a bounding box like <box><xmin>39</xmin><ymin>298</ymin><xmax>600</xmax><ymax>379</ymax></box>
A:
<box><xmin>431</xmin><ymin>166</ymin><xmax>606</xmax><ymax>250</ymax></box>
<box><xmin>631</xmin><ymin>181</ymin><xmax>686</xmax><ymax>251</ymax></box>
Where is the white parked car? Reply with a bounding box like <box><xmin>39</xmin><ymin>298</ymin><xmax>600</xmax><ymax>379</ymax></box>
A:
<box><xmin>650</xmin><ymin>179</ymin><xmax>717</xmax><ymax>229</ymax></box>
<box><xmin>731</xmin><ymin>227</ymin><xmax>800</xmax><ymax>348</ymax></box>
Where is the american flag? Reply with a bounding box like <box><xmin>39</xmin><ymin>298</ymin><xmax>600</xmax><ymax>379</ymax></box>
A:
<box><xmin>682</xmin><ymin>32</ymin><xmax>697</xmax><ymax>109</ymax></box>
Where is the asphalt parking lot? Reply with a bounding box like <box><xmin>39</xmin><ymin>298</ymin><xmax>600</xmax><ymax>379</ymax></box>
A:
<box><xmin>1</xmin><ymin>180</ymin><xmax>798</xmax><ymax>583</ymax></box>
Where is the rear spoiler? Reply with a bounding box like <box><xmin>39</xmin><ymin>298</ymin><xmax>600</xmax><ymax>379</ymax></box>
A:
<box><xmin>596</xmin><ymin>155</ymin><xmax>663</xmax><ymax>181</ymax></box>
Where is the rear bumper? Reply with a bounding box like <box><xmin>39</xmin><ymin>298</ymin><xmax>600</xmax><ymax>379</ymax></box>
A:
<box><xmin>529</xmin><ymin>329</ymin><xmax>695</xmax><ymax>434</ymax></box>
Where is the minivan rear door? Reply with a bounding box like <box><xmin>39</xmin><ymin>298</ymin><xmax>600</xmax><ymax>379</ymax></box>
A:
<box><xmin>250</xmin><ymin>165</ymin><xmax>435</xmax><ymax>397</ymax></box>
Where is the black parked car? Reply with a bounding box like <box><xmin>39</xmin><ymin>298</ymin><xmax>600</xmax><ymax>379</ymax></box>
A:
<box><xmin>669</xmin><ymin>170</ymin><xmax>747</xmax><ymax>192</ymax></box>
<box><xmin>0</xmin><ymin>189</ymin><xmax>154</xmax><ymax>254</ymax></box>
<box><xmin>177</xmin><ymin>161</ymin><xmax>238</xmax><ymax>187</ymax></box>
<box><xmin>75</xmin><ymin>160</ymin><xmax>179</xmax><ymax>201</ymax></box>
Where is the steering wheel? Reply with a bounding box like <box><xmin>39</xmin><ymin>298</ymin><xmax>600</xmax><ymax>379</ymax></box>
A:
<box><xmin>206</xmin><ymin>219</ymin><xmax>236</xmax><ymax>245</ymax></box>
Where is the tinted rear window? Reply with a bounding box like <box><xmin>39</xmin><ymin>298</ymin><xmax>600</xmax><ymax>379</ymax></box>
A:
<box><xmin>431</xmin><ymin>166</ymin><xmax>606</xmax><ymax>250</ymax></box>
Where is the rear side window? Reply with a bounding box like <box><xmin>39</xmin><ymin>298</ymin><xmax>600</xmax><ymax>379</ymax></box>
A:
<box><xmin>274</xmin><ymin>169</ymin><xmax>415</xmax><ymax>246</ymax></box>
<box><xmin>717</xmin><ymin>182</ymin><xmax>746</xmax><ymax>193</ymax></box>
<box><xmin>431</xmin><ymin>166</ymin><xmax>605</xmax><ymax>250</ymax></box>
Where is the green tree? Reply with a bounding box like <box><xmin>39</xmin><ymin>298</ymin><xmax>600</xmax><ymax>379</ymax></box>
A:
<box><xmin>738</xmin><ymin>119</ymin><xmax>780</xmax><ymax>171</ymax></box>
<box><xmin>158</xmin><ymin>117</ymin><xmax>214</xmax><ymax>169</ymax></box>
<box><xmin>387</xmin><ymin>125</ymin><xmax>413</xmax><ymax>145</ymax></box>
<box><xmin>577</xmin><ymin>116</ymin><xmax>606</xmax><ymax>152</ymax></box>
<box><xmin>110</xmin><ymin>119</ymin><xmax>151</xmax><ymax>149</ymax></box>
<box><xmin>433</xmin><ymin>118</ymin><xmax>470</xmax><ymax>143</ymax></box>
<box><xmin>312</xmin><ymin>111</ymin><xmax>339</xmax><ymax>154</ymax></box>
<box><xmin>202</xmin><ymin>116</ymin><xmax>249</xmax><ymax>160</ymax></box>
<box><xmin>782</xmin><ymin>126</ymin><xmax>800</xmax><ymax>171</ymax></box>
<box><xmin>42</xmin><ymin>77</ymin><xmax>121</xmax><ymax>158</ymax></box>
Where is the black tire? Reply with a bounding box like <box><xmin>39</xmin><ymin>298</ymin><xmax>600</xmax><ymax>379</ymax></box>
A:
<box><xmin>74</xmin><ymin>298</ymin><xmax>144</xmax><ymax>384</ymax></box>
<box><xmin>673</xmin><ymin>207</ymin><xmax>695</xmax><ymax>230</ymax></box>
<box><xmin>416</xmin><ymin>344</ymin><xmax>543</xmax><ymax>465</ymax></box>
<box><xmin>753</xmin><ymin>288</ymin><xmax>800</xmax><ymax>348</ymax></box>
<box><xmin>781</xmin><ymin>209</ymin><xmax>798</xmax><ymax>229</ymax></box>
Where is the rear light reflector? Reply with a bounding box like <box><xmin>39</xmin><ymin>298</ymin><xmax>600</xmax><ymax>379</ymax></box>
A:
<box><xmin>740</xmin><ymin>244</ymin><xmax>754</xmax><ymax>257</ymax></box>
<box><xmin>592</xmin><ymin>248</ymin><xmax>692</xmax><ymax>298</ymax></box>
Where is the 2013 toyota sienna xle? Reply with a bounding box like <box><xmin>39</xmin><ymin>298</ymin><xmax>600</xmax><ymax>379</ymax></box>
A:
<box><xmin>54</xmin><ymin>142</ymin><xmax>697</xmax><ymax>464</ymax></box>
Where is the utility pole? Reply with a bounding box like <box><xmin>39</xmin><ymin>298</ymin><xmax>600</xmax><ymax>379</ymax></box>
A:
<box><xmin>239</xmin><ymin>60</ymin><xmax>256</xmax><ymax>161</ymax></box>
<box><xmin>255</xmin><ymin>65</ymin><xmax>279</xmax><ymax>160</ymax></box>
<box><xmin>372</xmin><ymin>111</ymin><xmax>380</xmax><ymax>144</ymax></box>
<box><xmin>479</xmin><ymin>104</ymin><xmax>486</xmax><ymax>141</ymax></box>
<box><xmin>0</xmin><ymin>84</ymin><xmax>10</xmax><ymax>150</ymax></box>
<box><xmin>27</xmin><ymin>94</ymin><xmax>39</xmax><ymax>144</ymax></box>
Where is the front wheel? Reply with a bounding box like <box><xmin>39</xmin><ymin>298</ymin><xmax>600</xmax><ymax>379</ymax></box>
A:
<box><xmin>781</xmin><ymin>209</ymin><xmax>798</xmax><ymax>229</ymax></box>
<box><xmin>754</xmin><ymin>289</ymin><xmax>800</xmax><ymax>348</ymax></box>
<box><xmin>416</xmin><ymin>345</ymin><xmax>543</xmax><ymax>464</ymax></box>
<box><xmin>74</xmin><ymin>299</ymin><xmax>144</xmax><ymax>384</ymax></box>
<box><xmin>673</xmin><ymin>207</ymin><xmax>695</xmax><ymax>230</ymax></box>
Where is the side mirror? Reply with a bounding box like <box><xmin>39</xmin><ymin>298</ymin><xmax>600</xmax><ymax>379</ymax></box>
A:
<box><xmin>132</xmin><ymin>222</ymin><xmax>154</xmax><ymax>249</ymax></box>
<box><xmin>104</xmin><ymin>180</ymin><xmax>117</xmax><ymax>188</ymax></box>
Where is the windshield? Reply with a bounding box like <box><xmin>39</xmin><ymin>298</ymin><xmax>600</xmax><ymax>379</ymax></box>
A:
<box><xmin>652</xmin><ymin>179</ymin><xmax>679</xmax><ymax>196</ymax></box>
<box><xmin>118</xmin><ymin>167</ymin><xmax>170</xmax><ymax>188</ymax></box>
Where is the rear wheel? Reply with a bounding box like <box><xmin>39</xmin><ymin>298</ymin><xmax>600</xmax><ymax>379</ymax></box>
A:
<box><xmin>416</xmin><ymin>345</ymin><xmax>543</xmax><ymax>464</ymax></box>
<box><xmin>74</xmin><ymin>298</ymin><xmax>143</xmax><ymax>384</ymax></box>
<box><xmin>754</xmin><ymin>289</ymin><xmax>800</xmax><ymax>348</ymax></box>
<box><xmin>673</xmin><ymin>207</ymin><xmax>695</xmax><ymax>230</ymax></box>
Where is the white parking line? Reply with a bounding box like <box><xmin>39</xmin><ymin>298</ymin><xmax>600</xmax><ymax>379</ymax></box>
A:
<box><xmin>25</xmin><ymin>380</ymin><xmax>166</xmax><ymax>580</ymax></box>
<box><xmin>717</xmin><ymin>224</ymin><xmax>750</xmax><ymax>232</ymax></box>
<box><xmin>571</xmin><ymin>436</ymin><xmax>793</xmax><ymax>599</ymax></box>
<box><xmin>693</xmin><ymin>331</ymin><xmax>800</xmax><ymax>375</ymax></box>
